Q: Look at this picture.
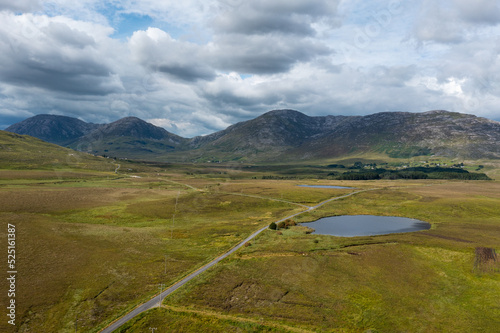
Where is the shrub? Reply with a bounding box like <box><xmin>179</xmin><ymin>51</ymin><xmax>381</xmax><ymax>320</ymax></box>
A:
<box><xmin>276</xmin><ymin>219</ymin><xmax>297</xmax><ymax>230</ymax></box>
<box><xmin>269</xmin><ymin>222</ymin><xmax>277</xmax><ymax>230</ymax></box>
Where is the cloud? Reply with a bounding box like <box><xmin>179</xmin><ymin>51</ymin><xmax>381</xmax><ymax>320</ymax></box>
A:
<box><xmin>214</xmin><ymin>11</ymin><xmax>315</xmax><ymax>36</ymax></box>
<box><xmin>213</xmin><ymin>0</ymin><xmax>339</xmax><ymax>36</ymax></box>
<box><xmin>46</xmin><ymin>21</ymin><xmax>97</xmax><ymax>47</ymax></box>
<box><xmin>454</xmin><ymin>0</ymin><xmax>500</xmax><ymax>24</ymax></box>
<box><xmin>130</xmin><ymin>28</ymin><xmax>216</xmax><ymax>82</ymax></box>
<box><xmin>209</xmin><ymin>0</ymin><xmax>337</xmax><ymax>74</ymax></box>
<box><xmin>413</xmin><ymin>0</ymin><xmax>464</xmax><ymax>44</ymax></box>
<box><xmin>210</xmin><ymin>34</ymin><xmax>332</xmax><ymax>74</ymax></box>
<box><xmin>413</xmin><ymin>0</ymin><xmax>500</xmax><ymax>44</ymax></box>
<box><xmin>0</xmin><ymin>12</ymin><xmax>123</xmax><ymax>95</ymax></box>
<box><xmin>213</xmin><ymin>0</ymin><xmax>340</xmax><ymax>37</ymax></box>
<box><xmin>0</xmin><ymin>0</ymin><xmax>41</xmax><ymax>12</ymax></box>
<box><xmin>1</xmin><ymin>0</ymin><xmax>500</xmax><ymax>138</ymax></box>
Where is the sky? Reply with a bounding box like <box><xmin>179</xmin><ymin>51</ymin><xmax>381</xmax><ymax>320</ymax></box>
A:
<box><xmin>1</xmin><ymin>0</ymin><xmax>500</xmax><ymax>137</ymax></box>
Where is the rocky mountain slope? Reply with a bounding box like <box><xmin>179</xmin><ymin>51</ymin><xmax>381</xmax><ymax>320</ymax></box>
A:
<box><xmin>5</xmin><ymin>110</ymin><xmax>500</xmax><ymax>162</ymax></box>
<box><xmin>292</xmin><ymin>110</ymin><xmax>500</xmax><ymax>160</ymax></box>
<box><xmin>5</xmin><ymin>114</ymin><xmax>100</xmax><ymax>146</ymax></box>
<box><xmin>182</xmin><ymin>110</ymin><xmax>500</xmax><ymax>162</ymax></box>
<box><xmin>69</xmin><ymin>117</ymin><xmax>187</xmax><ymax>159</ymax></box>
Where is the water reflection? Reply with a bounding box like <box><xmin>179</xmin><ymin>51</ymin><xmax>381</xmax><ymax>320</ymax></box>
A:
<box><xmin>304</xmin><ymin>215</ymin><xmax>431</xmax><ymax>237</ymax></box>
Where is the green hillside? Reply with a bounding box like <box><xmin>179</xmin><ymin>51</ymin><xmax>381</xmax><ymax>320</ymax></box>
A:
<box><xmin>0</xmin><ymin>130</ymin><xmax>115</xmax><ymax>172</ymax></box>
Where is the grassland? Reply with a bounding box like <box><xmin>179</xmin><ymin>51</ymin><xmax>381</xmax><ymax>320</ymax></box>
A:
<box><xmin>0</xmin><ymin>168</ymin><xmax>312</xmax><ymax>332</ymax></box>
<box><xmin>0</xmin><ymin>160</ymin><xmax>499</xmax><ymax>332</ymax></box>
<box><xmin>162</xmin><ymin>180</ymin><xmax>500</xmax><ymax>333</ymax></box>
<box><xmin>0</xmin><ymin>131</ymin><xmax>118</xmax><ymax>172</ymax></box>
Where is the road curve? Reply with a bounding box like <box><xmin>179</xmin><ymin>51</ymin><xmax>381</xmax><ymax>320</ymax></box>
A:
<box><xmin>100</xmin><ymin>188</ymin><xmax>373</xmax><ymax>332</ymax></box>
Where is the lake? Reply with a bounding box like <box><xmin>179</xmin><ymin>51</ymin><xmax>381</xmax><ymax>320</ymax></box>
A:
<box><xmin>304</xmin><ymin>215</ymin><xmax>431</xmax><ymax>237</ymax></box>
<box><xmin>297</xmin><ymin>185</ymin><xmax>354</xmax><ymax>189</ymax></box>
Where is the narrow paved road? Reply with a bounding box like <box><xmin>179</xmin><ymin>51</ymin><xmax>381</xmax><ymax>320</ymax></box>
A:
<box><xmin>100</xmin><ymin>188</ymin><xmax>373</xmax><ymax>332</ymax></box>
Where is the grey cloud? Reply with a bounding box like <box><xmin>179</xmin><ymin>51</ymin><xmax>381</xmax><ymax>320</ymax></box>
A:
<box><xmin>0</xmin><ymin>15</ymin><xmax>123</xmax><ymax>96</ymax></box>
<box><xmin>454</xmin><ymin>0</ymin><xmax>500</xmax><ymax>24</ymax></box>
<box><xmin>214</xmin><ymin>0</ymin><xmax>340</xmax><ymax>36</ymax></box>
<box><xmin>204</xmin><ymin>89</ymin><xmax>274</xmax><ymax>110</ymax></box>
<box><xmin>0</xmin><ymin>0</ymin><xmax>41</xmax><ymax>12</ymax></box>
<box><xmin>2</xmin><ymin>64</ymin><xmax>121</xmax><ymax>96</ymax></box>
<box><xmin>413</xmin><ymin>3</ymin><xmax>464</xmax><ymax>44</ymax></box>
<box><xmin>209</xmin><ymin>0</ymin><xmax>338</xmax><ymax>75</ymax></box>
<box><xmin>368</xmin><ymin>66</ymin><xmax>417</xmax><ymax>87</ymax></box>
<box><xmin>247</xmin><ymin>0</ymin><xmax>339</xmax><ymax>20</ymax></box>
<box><xmin>130</xmin><ymin>28</ymin><xmax>216</xmax><ymax>82</ymax></box>
<box><xmin>211</xmin><ymin>34</ymin><xmax>332</xmax><ymax>74</ymax></box>
<box><xmin>413</xmin><ymin>0</ymin><xmax>500</xmax><ymax>44</ymax></box>
<box><xmin>157</xmin><ymin>64</ymin><xmax>216</xmax><ymax>82</ymax></box>
<box><xmin>44</xmin><ymin>22</ymin><xmax>96</xmax><ymax>48</ymax></box>
<box><xmin>214</xmin><ymin>12</ymin><xmax>315</xmax><ymax>36</ymax></box>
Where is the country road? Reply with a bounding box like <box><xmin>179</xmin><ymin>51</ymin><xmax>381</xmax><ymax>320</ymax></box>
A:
<box><xmin>100</xmin><ymin>188</ymin><xmax>374</xmax><ymax>332</ymax></box>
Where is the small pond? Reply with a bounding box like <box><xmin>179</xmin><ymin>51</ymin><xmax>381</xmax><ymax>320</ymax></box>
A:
<box><xmin>297</xmin><ymin>185</ymin><xmax>354</xmax><ymax>189</ymax></box>
<box><xmin>304</xmin><ymin>215</ymin><xmax>431</xmax><ymax>237</ymax></box>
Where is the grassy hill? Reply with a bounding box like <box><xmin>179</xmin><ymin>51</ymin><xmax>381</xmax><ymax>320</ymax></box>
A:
<box><xmin>0</xmin><ymin>130</ymin><xmax>115</xmax><ymax>172</ymax></box>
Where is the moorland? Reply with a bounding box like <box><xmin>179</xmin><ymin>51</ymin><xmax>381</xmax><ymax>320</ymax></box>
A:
<box><xmin>0</xmin><ymin>130</ymin><xmax>499</xmax><ymax>332</ymax></box>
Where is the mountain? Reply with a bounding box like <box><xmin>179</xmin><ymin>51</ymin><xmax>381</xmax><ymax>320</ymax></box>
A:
<box><xmin>5</xmin><ymin>115</ymin><xmax>187</xmax><ymax>160</ymax></box>
<box><xmin>184</xmin><ymin>109</ymin><xmax>500</xmax><ymax>162</ymax></box>
<box><xmin>6</xmin><ymin>110</ymin><xmax>500</xmax><ymax>163</ymax></box>
<box><xmin>184</xmin><ymin>110</ymin><xmax>353</xmax><ymax>161</ymax></box>
<box><xmin>69</xmin><ymin>117</ymin><xmax>187</xmax><ymax>159</ymax></box>
<box><xmin>5</xmin><ymin>114</ymin><xmax>100</xmax><ymax>146</ymax></box>
<box><xmin>293</xmin><ymin>110</ymin><xmax>500</xmax><ymax>160</ymax></box>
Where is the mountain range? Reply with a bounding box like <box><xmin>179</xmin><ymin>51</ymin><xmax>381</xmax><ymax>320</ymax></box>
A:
<box><xmin>5</xmin><ymin>110</ymin><xmax>500</xmax><ymax>162</ymax></box>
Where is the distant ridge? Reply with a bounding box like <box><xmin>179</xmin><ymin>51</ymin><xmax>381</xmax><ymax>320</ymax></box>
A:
<box><xmin>182</xmin><ymin>109</ymin><xmax>500</xmax><ymax>162</ymax></box>
<box><xmin>87</xmin><ymin>117</ymin><xmax>177</xmax><ymax>140</ymax></box>
<box><xmin>70</xmin><ymin>117</ymin><xmax>187</xmax><ymax>159</ymax></box>
<box><xmin>6</xmin><ymin>110</ymin><xmax>500</xmax><ymax>162</ymax></box>
<box><xmin>5</xmin><ymin>114</ymin><xmax>100</xmax><ymax>146</ymax></box>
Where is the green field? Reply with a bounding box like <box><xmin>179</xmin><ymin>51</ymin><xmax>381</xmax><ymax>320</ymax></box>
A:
<box><xmin>165</xmin><ymin>180</ymin><xmax>500</xmax><ymax>332</ymax></box>
<box><xmin>0</xmin><ymin>161</ymin><xmax>499</xmax><ymax>332</ymax></box>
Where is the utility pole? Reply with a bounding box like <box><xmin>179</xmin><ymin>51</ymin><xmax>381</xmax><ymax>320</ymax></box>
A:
<box><xmin>158</xmin><ymin>283</ymin><xmax>165</xmax><ymax>308</ymax></box>
<box><xmin>171</xmin><ymin>191</ymin><xmax>179</xmax><ymax>239</ymax></box>
<box><xmin>164</xmin><ymin>255</ymin><xmax>167</xmax><ymax>275</ymax></box>
<box><xmin>74</xmin><ymin>316</ymin><xmax>82</xmax><ymax>333</ymax></box>
<box><xmin>171</xmin><ymin>213</ymin><xmax>174</xmax><ymax>239</ymax></box>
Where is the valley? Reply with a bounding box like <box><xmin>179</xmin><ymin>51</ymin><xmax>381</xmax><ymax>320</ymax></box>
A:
<box><xmin>1</xmin><ymin>111</ymin><xmax>499</xmax><ymax>332</ymax></box>
<box><xmin>3</xmin><ymin>0</ymin><xmax>500</xmax><ymax>331</ymax></box>
<box><xmin>0</xmin><ymin>159</ymin><xmax>499</xmax><ymax>332</ymax></box>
